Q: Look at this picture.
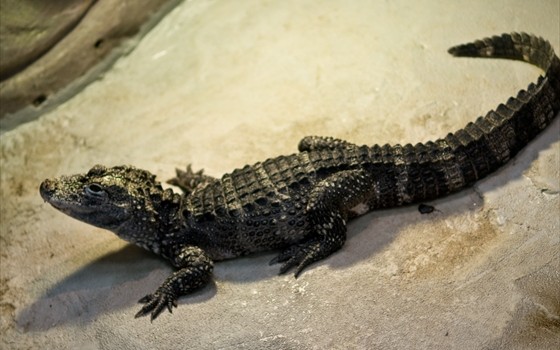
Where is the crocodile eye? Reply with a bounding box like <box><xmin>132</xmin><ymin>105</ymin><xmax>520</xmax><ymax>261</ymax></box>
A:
<box><xmin>85</xmin><ymin>183</ymin><xmax>106</xmax><ymax>197</ymax></box>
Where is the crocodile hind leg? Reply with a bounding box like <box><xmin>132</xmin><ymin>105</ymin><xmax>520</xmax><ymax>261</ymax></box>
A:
<box><xmin>271</xmin><ymin>168</ymin><xmax>375</xmax><ymax>277</ymax></box>
<box><xmin>167</xmin><ymin>164</ymin><xmax>216</xmax><ymax>195</ymax></box>
<box><xmin>298</xmin><ymin>136</ymin><xmax>360</xmax><ymax>152</ymax></box>
<box><xmin>270</xmin><ymin>209</ymin><xmax>346</xmax><ymax>278</ymax></box>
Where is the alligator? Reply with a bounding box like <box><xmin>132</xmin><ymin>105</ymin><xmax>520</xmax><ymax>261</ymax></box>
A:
<box><xmin>40</xmin><ymin>33</ymin><xmax>560</xmax><ymax>320</ymax></box>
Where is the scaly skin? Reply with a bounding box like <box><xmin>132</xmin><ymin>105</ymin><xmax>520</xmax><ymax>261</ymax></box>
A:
<box><xmin>40</xmin><ymin>33</ymin><xmax>560</xmax><ymax>320</ymax></box>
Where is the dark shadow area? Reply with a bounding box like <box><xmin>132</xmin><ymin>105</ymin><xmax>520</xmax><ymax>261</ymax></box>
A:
<box><xmin>311</xmin><ymin>115</ymin><xmax>559</xmax><ymax>274</ymax></box>
<box><xmin>16</xmin><ymin>244</ymin><xmax>216</xmax><ymax>331</ymax></box>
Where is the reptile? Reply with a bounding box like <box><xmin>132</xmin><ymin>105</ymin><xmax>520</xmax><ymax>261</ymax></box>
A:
<box><xmin>40</xmin><ymin>33</ymin><xmax>560</xmax><ymax>320</ymax></box>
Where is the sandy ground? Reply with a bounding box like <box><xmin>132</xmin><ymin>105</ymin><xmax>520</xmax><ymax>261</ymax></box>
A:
<box><xmin>1</xmin><ymin>1</ymin><xmax>559</xmax><ymax>349</ymax></box>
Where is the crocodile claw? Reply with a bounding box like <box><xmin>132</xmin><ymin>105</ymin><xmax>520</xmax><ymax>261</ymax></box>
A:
<box><xmin>270</xmin><ymin>242</ymin><xmax>320</xmax><ymax>278</ymax></box>
<box><xmin>167</xmin><ymin>164</ymin><xmax>215</xmax><ymax>194</ymax></box>
<box><xmin>135</xmin><ymin>288</ymin><xmax>178</xmax><ymax>321</ymax></box>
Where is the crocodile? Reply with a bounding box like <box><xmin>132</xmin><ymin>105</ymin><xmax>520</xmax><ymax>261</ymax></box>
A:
<box><xmin>40</xmin><ymin>33</ymin><xmax>560</xmax><ymax>320</ymax></box>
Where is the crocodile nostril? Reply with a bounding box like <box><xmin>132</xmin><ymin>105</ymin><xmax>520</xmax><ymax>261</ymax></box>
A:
<box><xmin>39</xmin><ymin>179</ymin><xmax>56</xmax><ymax>198</ymax></box>
<box><xmin>40</xmin><ymin>180</ymin><xmax>49</xmax><ymax>190</ymax></box>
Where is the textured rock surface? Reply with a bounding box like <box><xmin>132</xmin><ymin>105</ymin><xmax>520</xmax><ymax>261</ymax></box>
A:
<box><xmin>0</xmin><ymin>0</ymin><xmax>182</xmax><ymax>120</ymax></box>
<box><xmin>0</xmin><ymin>0</ymin><xmax>558</xmax><ymax>349</ymax></box>
<box><xmin>0</xmin><ymin>0</ymin><xmax>94</xmax><ymax>80</ymax></box>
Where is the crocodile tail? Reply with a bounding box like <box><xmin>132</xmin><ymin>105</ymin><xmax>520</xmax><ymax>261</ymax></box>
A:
<box><xmin>443</xmin><ymin>33</ymin><xmax>560</xmax><ymax>181</ymax></box>
<box><xmin>369</xmin><ymin>33</ymin><xmax>559</xmax><ymax>208</ymax></box>
<box><xmin>447</xmin><ymin>32</ymin><xmax>559</xmax><ymax>73</ymax></box>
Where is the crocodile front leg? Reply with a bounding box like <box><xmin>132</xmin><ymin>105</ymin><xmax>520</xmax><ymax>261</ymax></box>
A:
<box><xmin>135</xmin><ymin>246</ymin><xmax>213</xmax><ymax>320</ymax></box>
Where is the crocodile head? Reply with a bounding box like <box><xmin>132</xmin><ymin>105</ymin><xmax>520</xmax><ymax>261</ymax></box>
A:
<box><xmin>40</xmin><ymin>165</ymin><xmax>180</xmax><ymax>249</ymax></box>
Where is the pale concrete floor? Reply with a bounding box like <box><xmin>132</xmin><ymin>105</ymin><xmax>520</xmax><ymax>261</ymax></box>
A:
<box><xmin>1</xmin><ymin>1</ymin><xmax>559</xmax><ymax>349</ymax></box>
